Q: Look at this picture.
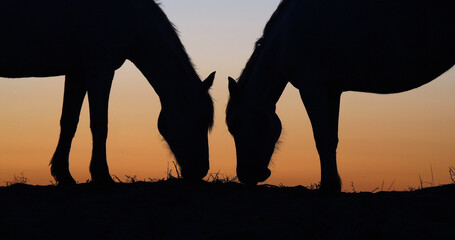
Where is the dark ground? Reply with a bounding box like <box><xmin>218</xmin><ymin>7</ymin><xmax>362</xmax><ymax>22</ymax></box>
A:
<box><xmin>0</xmin><ymin>179</ymin><xmax>454</xmax><ymax>240</ymax></box>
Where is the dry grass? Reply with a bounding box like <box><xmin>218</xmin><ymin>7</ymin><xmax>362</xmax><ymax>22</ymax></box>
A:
<box><xmin>205</xmin><ymin>171</ymin><xmax>238</xmax><ymax>183</ymax></box>
<box><xmin>4</xmin><ymin>172</ymin><xmax>28</xmax><ymax>186</ymax></box>
<box><xmin>113</xmin><ymin>175</ymin><xmax>139</xmax><ymax>183</ymax></box>
<box><xmin>450</xmin><ymin>166</ymin><xmax>455</xmax><ymax>184</ymax></box>
<box><xmin>166</xmin><ymin>161</ymin><xmax>181</xmax><ymax>180</ymax></box>
<box><xmin>2</xmin><ymin>172</ymin><xmax>454</xmax><ymax>240</ymax></box>
<box><xmin>307</xmin><ymin>182</ymin><xmax>320</xmax><ymax>190</ymax></box>
<box><xmin>111</xmin><ymin>162</ymin><xmax>239</xmax><ymax>185</ymax></box>
<box><xmin>5</xmin><ymin>164</ymin><xmax>455</xmax><ymax>190</ymax></box>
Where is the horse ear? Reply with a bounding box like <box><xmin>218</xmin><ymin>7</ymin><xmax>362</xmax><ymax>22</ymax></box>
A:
<box><xmin>202</xmin><ymin>71</ymin><xmax>216</xmax><ymax>92</ymax></box>
<box><xmin>228</xmin><ymin>77</ymin><xmax>237</xmax><ymax>94</ymax></box>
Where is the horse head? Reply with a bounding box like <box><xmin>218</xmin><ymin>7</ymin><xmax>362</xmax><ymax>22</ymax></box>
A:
<box><xmin>158</xmin><ymin>72</ymin><xmax>215</xmax><ymax>181</ymax></box>
<box><xmin>226</xmin><ymin>77</ymin><xmax>282</xmax><ymax>185</ymax></box>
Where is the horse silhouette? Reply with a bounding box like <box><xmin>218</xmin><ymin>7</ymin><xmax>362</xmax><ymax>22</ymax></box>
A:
<box><xmin>226</xmin><ymin>0</ymin><xmax>455</xmax><ymax>192</ymax></box>
<box><xmin>0</xmin><ymin>0</ymin><xmax>215</xmax><ymax>185</ymax></box>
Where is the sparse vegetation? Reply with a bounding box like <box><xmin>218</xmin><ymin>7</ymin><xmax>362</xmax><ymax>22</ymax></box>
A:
<box><xmin>387</xmin><ymin>179</ymin><xmax>396</xmax><ymax>191</ymax></box>
<box><xmin>307</xmin><ymin>182</ymin><xmax>320</xmax><ymax>190</ymax></box>
<box><xmin>351</xmin><ymin>181</ymin><xmax>357</xmax><ymax>193</ymax></box>
<box><xmin>2</xmin><ymin>167</ymin><xmax>455</xmax><ymax>239</ymax></box>
<box><xmin>110</xmin><ymin>163</ymin><xmax>239</xmax><ymax>185</ymax></box>
<box><xmin>1</xmin><ymin>175</ymin><xmax>454</xmax><ymax>240</ymax></box>
<box><xmin>113</xmin><ymin>175</ymin><xmax>139</xmax><ymax>183</ymax></box>
<box><xmin>205</xmin><ymin>171</ymin><xmax>238</xmax><ymax>183</ymax></box>
<box><xmin>370</xmin><ymin>187</ymin><xmax>379</xmax><ymax>193</ymax></box>
<box><xmin>4</xmin><ymin>172</ymin><xmax>28</xmax><ymax>186</ymax></box>
<box><xmin>5</xmin><ymin>164</ymin><xmax>455</xmax><ymax>190</ymax></box>
<box><xmin>166</xmin><ymin>161</ymin><xmax>181</xmax><ymax>179</ymax></box>
<box><xmin>450</xmin><ymin>166</ymin><xmax>455</xmax><ymax>184</ymax></box>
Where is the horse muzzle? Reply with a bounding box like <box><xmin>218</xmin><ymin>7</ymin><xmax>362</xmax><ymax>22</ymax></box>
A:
<box><xmin>237</xmin><ymin>167</ymin><xmax>271</xmax><ymax>186</ymax></box>
<box><xmin>180</xmin><ymin>162</ymin><xmax>209</xmax><ymax>181</ymax></box>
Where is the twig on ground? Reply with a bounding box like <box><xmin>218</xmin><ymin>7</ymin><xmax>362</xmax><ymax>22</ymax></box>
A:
<box><xmin>113</xmin><ymin>175</ymin><xmax>123</xmax><ymax>183</ymax></box>
<box><xmin>172</xmin><ymin>162</ymin><xmax>181</xmax><ymax>178</ymax></box>
<box><xmin>125</xmin><ymin>175</ymin><xmax>137</xmax><ymax>183</ymax></box>
<box><xmin>351</xmin><ymin>181</ymin><xmax>356</xmax><ymax>193</ymax></box>
<box><xmin>419</xmin><ymin>174</ymin><xmax>423</xmax><ymax>189</ymax></box>
<box><xmin>449</xmin><ymin>166</ymin><xmax>455</xmax><ymax>184</ymax></box>
<box><xmin>387</xmin><ymin>179</ymin><xmax>395</xmax><ymax>191</ymax></box>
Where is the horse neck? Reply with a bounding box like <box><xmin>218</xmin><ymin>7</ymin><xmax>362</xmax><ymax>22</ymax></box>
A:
<box><xmin>246</xmin><ymin>70</ymin><xmax>288</xmax><ymax>110</ymax></box>
<box><xmin>237</xmin><ymin>43</ymin><xmax>289</xmax><ymax>111</ymax></box>
<box><xmin>130</xmin><ymin>1</ymin><xmax>201</xmax><ymax>107</ymax></box>
<box><xmin>235</xmin><ymin>0</ymin><xmax>298</xmax><ymax>111</ymax></box>
<box><xmin>137</xmin><ymin>55</ymin><xmax>201</xmax><ymax>108</ymax></box>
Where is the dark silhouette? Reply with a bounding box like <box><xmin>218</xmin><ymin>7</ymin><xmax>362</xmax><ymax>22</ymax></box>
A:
<box><xmin>226</xmin><ymin>0</ymin><xmax>455</xmax><ymax>192</ymax></box>
<box><xmin>2</xmin><ymin>182</ymin><xmax>454</xmax><ymax>239</ymax></box>
<box><xmin>0</xmin><ymin>0</ymin><xmax>215</xmax><ymax>185</ymax></box>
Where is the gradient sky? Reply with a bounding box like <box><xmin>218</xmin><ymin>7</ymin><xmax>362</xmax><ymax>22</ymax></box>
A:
<box><xmin>1</xmin><ymin>0</ymin><xmax>454</xmax><ymax>191</ymax></box>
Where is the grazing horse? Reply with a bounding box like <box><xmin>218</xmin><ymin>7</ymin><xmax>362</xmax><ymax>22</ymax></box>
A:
<box><xmin>226</xmin><ymin>0</ymin><xmax>454</xmax><ymax>192</ymax></box>
<box><xmin>0</xmin><ymin>0</ymin><xmax>215</xmax><ymax>185</ymax></box>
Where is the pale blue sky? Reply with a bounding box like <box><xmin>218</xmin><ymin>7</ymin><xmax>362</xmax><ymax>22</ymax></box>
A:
<box><xmin>161</xmin><ymin>0</ymin><xmax>281</xmax><ymax>77</ymax></box>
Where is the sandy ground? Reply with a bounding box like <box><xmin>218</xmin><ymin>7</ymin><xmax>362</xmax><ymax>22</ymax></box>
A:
<box><xmin>0</xmin><ymin>180</ymin><xmax>454</xmax><ymax>240</ymax></box>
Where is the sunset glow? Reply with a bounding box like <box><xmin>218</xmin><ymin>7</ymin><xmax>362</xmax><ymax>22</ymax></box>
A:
<box><xmin>1</xmin><ymin>0</ymin><xmax>454</xmax><ymax>191</ymax></box>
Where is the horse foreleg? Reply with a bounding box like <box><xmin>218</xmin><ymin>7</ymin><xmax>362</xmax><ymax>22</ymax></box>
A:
<box><xmin>300</xmin><ymin>87</ymin><xmax>342</xmax><ymax>193</ymax></box>
<box><xmin>50</xmin><ymin>74</ymin><xmax>87</xmax><ymax>185</ymax></box>
<box><xmin>86</xmin><ymin>70</ymin><xmax>115</xmax><ymax>185</ymax></box>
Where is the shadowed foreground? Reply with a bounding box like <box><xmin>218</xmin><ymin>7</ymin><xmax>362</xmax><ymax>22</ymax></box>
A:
<box><xmin>0</xmin><ymin>180</ymin><xmax>454</xmax><ymax>240</ymax></box>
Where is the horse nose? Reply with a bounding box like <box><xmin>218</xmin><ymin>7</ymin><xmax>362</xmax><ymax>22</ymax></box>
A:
<box><xmin>237</xmin><ymin>167</ymin><xmax>271</xmax><ymax>185</ymax></box>
<box><xmin>237</xmin><ymin>172</ymin><xmax>258</xmax><ymax>186</ymax></box>
<box><xmin>258</xmin><ymin>168</ymin><xmax>271</xmax><ymax>182</ymax></box>
<box><xmin>180</xmin><ymin>160</ymin><xmax>209</xmax><ymax>181</ymax></box>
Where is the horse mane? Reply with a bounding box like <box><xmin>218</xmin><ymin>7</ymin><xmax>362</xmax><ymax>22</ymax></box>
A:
<box><xmin>237</xmin><ymin>0</ymin><xmax>292</xmax><ymax>86</ymax></box>
<box><xmin>150</xmin><ymin>1</ymin><xmax>198</xmax><ymax>78</ymax></box>
<box><xmin>227</xmin><ymin>0</ymin><xmax>291</xmax><ymax>119</ymax></box>
<box><xmin>151</xmin><ymin>1</ymin><xmax>214</xmax><ymax>130</ymax></box>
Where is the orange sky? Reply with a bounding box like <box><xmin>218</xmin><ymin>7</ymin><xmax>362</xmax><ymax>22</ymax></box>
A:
<box><xmin>1</xmin><ymin>1</ymin><xmax>454</xmax><ymax>191</ymax></box>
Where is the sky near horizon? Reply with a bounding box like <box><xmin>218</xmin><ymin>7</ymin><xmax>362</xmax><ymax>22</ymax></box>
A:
<box><xmin>1</xmin><ymin>0</ymin><xmax>454</xmax><ymax>191</ymax></box>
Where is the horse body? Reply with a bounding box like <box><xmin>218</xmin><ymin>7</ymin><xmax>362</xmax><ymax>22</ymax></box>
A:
<box><xmin>0</xmin><ymin>0</ymin><xmax>136</xmax><ymax>77</ymax></box>
<box><xmin>284</xmin><ymin>0</ymin><xmax>455</xmax><ymax>93</ymax></box>
<box><xmin>227</xmin><ymin>0</ymin><xmax>454</xmax><ymax>191</ymax></box>
<box><xmin>1</xmin><ymin>0</ymin><xmax>215</xmax><ymax>185</ymax></box>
